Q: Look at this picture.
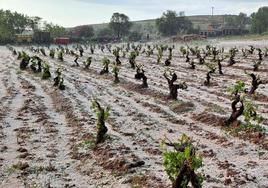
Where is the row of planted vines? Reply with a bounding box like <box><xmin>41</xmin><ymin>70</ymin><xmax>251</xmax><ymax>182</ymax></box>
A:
<box><xmin>0</xmin><ymin>41</ymin><xmax>267</xmax><ymax>187</ymax></box>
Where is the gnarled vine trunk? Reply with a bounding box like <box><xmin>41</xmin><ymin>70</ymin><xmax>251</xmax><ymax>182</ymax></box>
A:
<box><xmin>225</xmin><ymin>95</ymin><xmax>244</xmax><ymax>126</ymax></box>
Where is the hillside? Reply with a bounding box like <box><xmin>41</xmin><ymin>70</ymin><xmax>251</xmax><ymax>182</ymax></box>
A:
<box><xmin>76</xmin><ymin>15</ymin><xmax>236</xmax><ymax>38</ymax></box>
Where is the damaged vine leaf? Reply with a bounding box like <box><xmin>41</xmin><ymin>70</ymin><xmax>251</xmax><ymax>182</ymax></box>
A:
<box><xmin>112</xmin><ymin>63</ymin><xmax>120</xmax><ymax>84</ymax></box>
<box><xmin>83</xmin><ymin>57</ymin><xmax>92</xmax><ymax>69</ymax></box>
<box><xmin>227</xmin><ymin>81</ymin><xmax>247</xmax><ymax>97</ymax></box>
<box><xmin>19</xmin><ymin>51</ymin><xmax>30</xmax><ymax>70</ymax></box>
<box><xmin>226</xmin><ymin>94</ymin><xmax>264</xmax><ymax>134</ymax></box>
<box><xmin>113</xmin><ymin>47</ymin><xmax>121</xmax><ymax>65</ymax></box>
<box><xmin>30</xmin><ymin>56</ymin><xmax>42</xmax><ymax>73</ymax></box>
<box><xmin>228</xmin><ymin>47</ymin><xmax>238</xmax><ymax>66</ymax></box>
<box><xmin>129</xmin><ymin>51</ymin><xmax>137</xmax><ymax>69</ymax></box>
<box><xmin>165</xmin><ymin>47</ymin><xmax>173</xmax><ymax>66</ymax></box>
<box><xmin>164</xmin><ymin>69</ymin><xmax>187</xmax><ymax>100</ymax></box>
<box><xmin>225</xmin><ymin>81</ymin><xmax>264</xmax><ymax>127</ymax></box>
<box><xmin>243</xmin><ymin>100</ymin><xmax>263</xmax><ymax>126</ymax></box>
<box><xmin>100</xmin><ymin>57</ymin><xmax>110</xmax><ymax>75</ymax></box>
<box><xmin>162</xmin><ymin>134</ymin><xmax>203</xmax><ymax>188</ymax></box>
<box><xmin>42</xmin><ymin>63</ymin><xmax>51</xmax><ymax>79</ymax></box>
<box><xmin>135</xmin><ymin>64</ymin><xmax>148</xmax><ymax>88</ymax></box>
<box><xmin>91</xmin><ymin>99</ymin><xmax>110</xmax><ymax>144</ymax></box>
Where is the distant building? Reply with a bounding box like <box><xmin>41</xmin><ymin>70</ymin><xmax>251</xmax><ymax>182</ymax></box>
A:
<box><xmin>15</xmin><ymin>30</ymin><xmax>34</xmax><ymax>43</ymax></box>
<box><xmin>16</xmin><ymin>30</ymin><xmax>51</xmax><ymax>44</ymax></box>
<box><xmin>54</xmin><ymin>38</ymin><xmax>70</xmax><ymax>45</ymax></box>
<box><xmin>33</xmin><ymin>31</ymin><xmax>51</xmax><ymax>44</ymax></box>
<box><xmin>199</xmin><ymin>24</ymin><xmax>249</xmax><ymax>37</ymax></box>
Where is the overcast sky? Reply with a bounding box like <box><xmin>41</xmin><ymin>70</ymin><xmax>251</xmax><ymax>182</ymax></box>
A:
<box><xmin>0</xmin><ymin>0</ymin><xmax>267</xmax><ymax>27</ymax></box>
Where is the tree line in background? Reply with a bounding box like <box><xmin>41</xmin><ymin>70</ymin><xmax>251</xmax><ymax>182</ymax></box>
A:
<box><xmin>251</xmin><ymin>7</ymin><xmax>268</xmax><ymax>34</ymax></box>
<box><xmin>156</xmin><ymin>10</ymin><xmax>198</xmax><ymax>36</ymax></box>
<box><xmin>0</xmin><ymin>9</ymin><xmax>68</xmax><ymax>43</ymax></box>
<box><xmin>224</xmin><ymin>7</ymin><xmax>268</xmax><ymax>34</ymax></box>
<box><xmin>1</xmin><ymin>6</ymin><xmax>268</xmax><ymax>44</ymax></box>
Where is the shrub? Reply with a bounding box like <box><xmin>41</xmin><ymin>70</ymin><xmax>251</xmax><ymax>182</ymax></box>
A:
<box><xmin>225</xmin><ymin>81</ymin><xmax>263</xmax><ymax>126</ymax></box>
<box><xmin>164</xmin><ymin>70</ymin><xmax>187</xmax><ymax>100</ymax></box>
<box><xmin>83</xmin><ymin>57</ymin><xmax>92</xmax><ymax>69</ymax></box>
<box><xmin>113</xmin><ymin>48</ymin><xmax>121</xmax><ymax>65</ymax></box>
<box><xmin>129</xmin><ymin>51</ymin><xmax>137</xmax><ymax>69</ymax></box>
<box><xmin>42</xmin><ymin>63</ymin><xmax>51</xmax><ymax>79</ymax></box>
<box><xmin>135</xmin><ymin>65</ymin><xmax>148</xmax><ymax>88</ymax></box>
<box><xmin>100</xmin><ymin>57</ymin><xmax>110</xmax><ymax>75</ymax></box>
<box><xmin>19</xmin><ymin>52</ymin><xmax>30</xmax><ymax>70</ymax></box>
<box><xmin>162</xmin><ymin>134</ymin><xmax>203</xmax><ymax>188</ymax></box>
<box><xmin>91</xmin><ymin>99</ymin><xmax>110</xmax><ymax>144</ymax></box>
<box><xmin>112</xmin><ymin>63</ymin><xmax>120</xmax><ymax>83</ymax></box>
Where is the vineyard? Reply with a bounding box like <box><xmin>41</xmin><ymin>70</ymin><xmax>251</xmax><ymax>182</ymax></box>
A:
<box><xmin>0</xmin><ymin>39</ymin><xmax>268</xmax><ymax>188</ymax></box>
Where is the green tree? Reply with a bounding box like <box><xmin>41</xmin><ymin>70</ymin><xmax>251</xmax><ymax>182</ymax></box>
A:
<box><xmin>0</xmin><ymin>9</ymin><xmax>31</xmax><ymax>42</ymax></box>
<box><xmin>237</xmin><ymin>13</ymin><xmax>249</xmax><ymax>29</ymax></box>
<box><xmin>28</xmin><ymin>16</ymin><xmax>42</xmax><ymax>31</ymax></box>
<box><xmin>225</xmin><ymin>13</ymin><xmax>249</xmax><ymax>29</ymax></box>
<box><xmin>251</xmin><ymin>7</ymin><xmax>268</xmax><ymax>34</ymax></box>
<box><xmin>12</xmin><ymin>12</ymin><xmax>29</xmax><ymax>33</ymax></box>
<box><xmin>44</xmin><ymin>22</ymin><xmax>68</xmax><ymax>38</ymax></box>
<box><xmin>109</xmin><ymin>12</ymin><xmax>132</xmax><ymax>38</ymax></box>
<box><xmin>156</xmin><ymin>10</ymin><xmax>193</xmax><ymax>36</ymax></box>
